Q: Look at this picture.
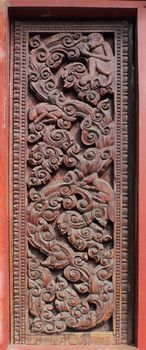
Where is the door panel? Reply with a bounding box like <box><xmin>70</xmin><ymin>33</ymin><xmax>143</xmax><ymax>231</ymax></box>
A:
<box><xmin>10</xmin><ymin>20</ymin><xmax>130</xmax><ymax>345</ymax></box>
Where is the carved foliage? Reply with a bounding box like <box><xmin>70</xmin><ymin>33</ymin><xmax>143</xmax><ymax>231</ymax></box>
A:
<box><xmin>27</xmin><ymin>31</ymin><xmax>115</xmax><ymax>333</ymax></box>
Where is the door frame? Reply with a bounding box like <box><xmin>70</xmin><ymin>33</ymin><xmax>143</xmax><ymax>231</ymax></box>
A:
<box><xmin>0</xmin><ymin>1</ymin><xmax>146</xmax><ymax>350</ymax></box>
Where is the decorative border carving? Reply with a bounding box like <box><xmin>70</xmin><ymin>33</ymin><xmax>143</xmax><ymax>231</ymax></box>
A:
<box><xmin>21</xmin><ymin>26</ymin><xmax>28</xmax><ymax>344</ymax></box>
<box><xmin>121</xmin><ymin>25</ymin><xmax>129</xmax><ymax>344</ymax></box>
<box><xmin>12</xmin><ymin>23</ymin><xmax>21</xmax><ymax>344</ymax></box>
<box><xmin>11</xmin><ymin>20</ymin><xmax>129</xmax><ymax>345</ymax></box>
<box><xmin>115</xmin><ymin>26</ymin><xmax>122</xmax><ymax>344</ymax></box>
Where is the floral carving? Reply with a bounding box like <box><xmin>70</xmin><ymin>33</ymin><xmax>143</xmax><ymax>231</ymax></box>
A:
<box><xmin>28</xmin><ymin>31</ymin><xmax>115</xmax><ymax>333</ymax></box>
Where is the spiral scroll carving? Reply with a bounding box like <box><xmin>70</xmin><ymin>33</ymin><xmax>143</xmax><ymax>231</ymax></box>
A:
<box><xmin>28</xmin><ymin>31</ymin><xmax>115</xmax><ymax>333</ymax></box>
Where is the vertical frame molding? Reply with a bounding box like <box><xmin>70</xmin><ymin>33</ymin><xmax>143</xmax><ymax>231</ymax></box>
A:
<box><xmin>0</xmin><ymin>1</ymin><xmax>9</xmax><ymax>350</ymax></box>
<box><xmin>137</xmin><ymin>6</ymin><xmax>146</xmax><ymax>350</ymax></box>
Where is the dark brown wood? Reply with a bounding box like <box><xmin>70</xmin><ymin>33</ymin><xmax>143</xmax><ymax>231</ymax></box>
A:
<box><xmin>11</xmin><ymin>20</ymin><xmax>129</xmax><ymax>345</ymax></box>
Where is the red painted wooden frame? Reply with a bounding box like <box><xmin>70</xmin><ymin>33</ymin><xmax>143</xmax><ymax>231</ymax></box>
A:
<box><xmin>0</xmin><ymin>1</ymin><xmax>146</xmax><ymax>350</ymax></box>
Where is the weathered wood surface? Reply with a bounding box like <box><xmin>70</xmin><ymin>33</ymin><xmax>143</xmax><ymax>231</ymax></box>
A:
<box><xmin>27</xmin><ymin>31</ymin><xmax>115</xmax><ymax>334</ymax></box>
<box><xmin>11</xmin><ymin>21</ymin><xmax>129</xmax><ymax>345</ymax></box>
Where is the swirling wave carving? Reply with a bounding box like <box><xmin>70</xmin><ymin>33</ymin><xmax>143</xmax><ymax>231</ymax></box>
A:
<box><xmin>28</xmin><ymin>31</ymin><xmax>115</xmax><ymax>333</ymax></box>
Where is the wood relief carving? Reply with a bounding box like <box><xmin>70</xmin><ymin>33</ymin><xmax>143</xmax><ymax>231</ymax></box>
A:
<box><xmin>11</xmin><ymin>21</ymin><xmax>129</xmax><ymax>344</ymax></box>
<box><xmin>27</xmin><ymin>32</ymin><xmax>115</xmax><ymax>334</ymax></box>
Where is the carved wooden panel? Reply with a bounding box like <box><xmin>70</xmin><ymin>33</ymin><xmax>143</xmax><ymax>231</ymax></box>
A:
<box><xmin>10</xmin><ymin>21</ymin><xmax>129</xmax><ymax>345</ymax></box>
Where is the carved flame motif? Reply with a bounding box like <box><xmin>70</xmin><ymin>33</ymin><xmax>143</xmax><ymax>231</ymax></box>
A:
<box><xmin>28</xmin><ymin>32</ymin><xmax>115</xmax><ymax>333</ymax></box>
